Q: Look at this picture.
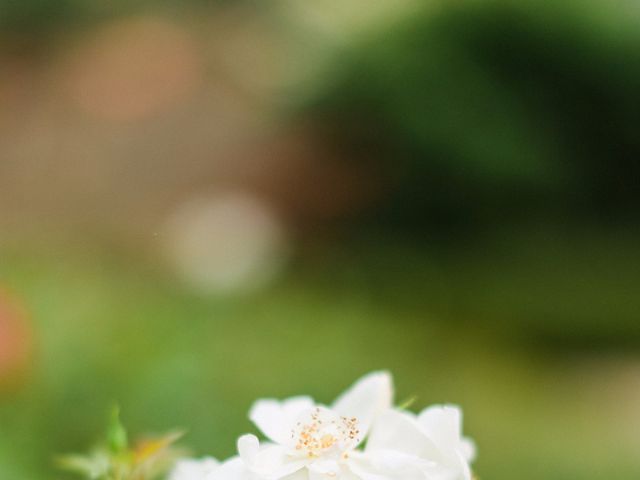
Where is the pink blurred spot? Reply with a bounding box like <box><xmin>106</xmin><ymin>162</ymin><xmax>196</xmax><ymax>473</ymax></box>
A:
<box><xmin>63</xmin><ymin>16</ymin><xmax>202</xmax><ymax>121</ymax></box>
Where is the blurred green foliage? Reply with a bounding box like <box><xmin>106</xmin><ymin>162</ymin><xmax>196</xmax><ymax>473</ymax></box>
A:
<box><xmin>0</xmin><ymin>0</ymin><xmax>236</xmax><ymax>40</ymax></box>
<box><xmin>305</xmin><ymin>0</ymin><xmax>640</xmax><ymax>231</ymax></box>
<box><xmin>1</xmin><ymin>1</ymin><xmax>639</xmax><ymax>480</ymax></box>
<box><xmin>57</xmin><ymin>406</ymin><xmax>184</xmax><ymax>480</ymax></box>
<box><xmin>1</xmin><ymin>237</ymin><xmax>639</xmax><ymax>480</ymax></box>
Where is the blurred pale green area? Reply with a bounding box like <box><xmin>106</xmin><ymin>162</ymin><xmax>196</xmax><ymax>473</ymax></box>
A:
<box><xmin>1</xmin><ymin>1</ymin><xmax>640</xmax><ymax>480</ymax></box>
<box><xmin>2</xmin><ymin>232</ymin><xmax>639</xmax><ymax>480</ymax></box>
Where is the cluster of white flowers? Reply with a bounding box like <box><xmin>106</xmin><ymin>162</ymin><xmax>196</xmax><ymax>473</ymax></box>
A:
<box><xmin>169</xmin><ymin>372</ymin><xmax>475</xmax><ymax>480</ymax></box>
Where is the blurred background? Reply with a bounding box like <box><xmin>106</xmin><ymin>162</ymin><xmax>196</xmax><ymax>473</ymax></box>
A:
<box><xmin>1</xmin><ymin>0</ymin><xmax>639</xmax><ymax>478</ymax></box>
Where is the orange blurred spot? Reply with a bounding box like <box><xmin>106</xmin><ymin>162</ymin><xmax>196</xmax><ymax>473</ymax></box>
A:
<box><xmin>134</xmin><ymin>431</ymin><xmax>183</xmax><ymax>464</ymax></box>
<box><xmin>0</xmin><ymin>288</ymin><xmax>32</xmax><ymax>384</ymax></box>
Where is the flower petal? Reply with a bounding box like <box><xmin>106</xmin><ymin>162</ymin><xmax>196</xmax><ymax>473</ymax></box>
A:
<box><xmin>170</xmin><ymin>457</ymin><xmax>219</xmax><ymax>480</ymax></box>
<box><xmin>238</xmin><ymin>434</ymin><xmax>260</xmax><ymax>465</ymax></box>
<box><xmin>455</xmin><ymin>450</ymin><xmax>473</xmax><ymax>480</ymax></box>
<box><xmin>417</xmin><ymin>405</ymin><xmax>474</xmax><ymax>479</ymax></box>
<box><xmin>237</xmin><ymin>438</ymin><xmax>308</xmax><ymax>480</ymax></box>
<box><xmin>417</xmin><ymin>405</ymin><xmax>462</xmax><ymax>452</ymax></box>
<box><xmin>207</xmin><ymin>456</ymin><xmax>248</xmax><ymax>480</ymax></box>
<box><xmin>459</xmin><ymin>438</ymin><xmax>476</xmax><ymax>463</ymax></box>
<box><xmin>280</xmin><ymin>469</ymin><xmax>310</xmax><ymax>480</ymax></box>
<box><xmin>366</xmin><ymin>409</ymin><xmax>440</xmax><ymax>460</ymax></box>
<box><xmin>308</xmin><ymin>463</ymin><xmax>361</xmax><ymax>480</ymax></box>
<box><xmin>249</xmin><ymin>396</ymin><xmax>315</xmax><ymax>445</ymax></box>
<box><xmin>348</xmin><ymin>451</ymin><xmax>426</xmax><ymax>480</ymax></box>
<box><xmin>332</xmin><ymin>371</ymin><xmax>393</xmax><ymax>441</ymax></box>
<box><xmin>307</xmin><ymin>459</ymin><xmax>341</xmax><ymax>477</ymax></box>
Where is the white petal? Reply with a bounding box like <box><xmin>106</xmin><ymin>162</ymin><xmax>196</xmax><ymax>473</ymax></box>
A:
<box><xmin>207</xmin><ymin>456</ymin><xmax>249</xmax><ymax>480</ymax></box>
<box><xmin>308</xmin><ymin>464</ymin><xmax>350</xmax><ymax>480</ymax></box>
<box><xmin>249</xmin><ymin>396</ymin><xmax>315</xmax><ymax>445</ymax></box>
<box><xmin>347</xmin><ymin>451</ymin><xmax>425</xmax><ymax>480</ymax></box>
<box><xmin>238</xmin><ymin>434</ymin><xmax>260</xmax><ymax>465</ymax></box>
<box><xmin>332</xmin><ymin>372</ymin><xmax>393</xmax><ymax>440</ymax></box>
<box><xmin>422</xmin><ymin>452</ymin><xmax>472</xmax><ymax>480</ymax></box>
<box><xmin>170</xmin><ymin>457</ymin><xmax>220</xmax><ymax>480</ymax></box>
<box><xmin>280</xmin><ymin>469</ymin><xmax>310</xmax><ymax>480</ymax></box>
<box><xmin>459</xmin><ymin>438</ymin><xmax>476</xmax><ymax>463</ymax></box>
<box><xmin>308</xmin><ymin>463</ymin><xmax>361</xmax><ymax>480</ymax></box>
<box><xmin>456</xmin><ymin>450</ymin><xmax>473</xmax><ymax>480</ymax></box>
<box><xmin>366</xmin><ymin>409</ymin><xmax>440</xmax><ymax>460</ymax></box>
<box><xmin>417</xmin><ymin>405</ymin><xmax>474</xmax><ymax>479</ymax></box>
<box><xmin>261</xmin><ymin>452</ymin><xmax>307</xmax><ymax>480</ymax></box>
<box><xmin>245</xmin><ymin>442</ymin><xmax>308</xmax><ymax>480</ymax></box>
<box><xmin>307</xmin><ymin>459</ymin><xmax>341</xmax><ymax>477</ymax></box>
<box><xmin>417</xmin><ymin>405</ymin><xmax>462</xmax><ymax>451</ymax></box>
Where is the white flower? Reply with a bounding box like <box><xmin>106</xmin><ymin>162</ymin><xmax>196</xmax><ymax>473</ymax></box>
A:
<box><xmin>212</xmin><ymin>371</ymin><xmax>393</xmax><ymax>480</ymax></box>
<box><xmin>169</xmin><ymin>457</ymin><xmax>220</xmax><ymax>480</ymax></box>
<box><xmin>365</xmin><ymin>405</ymin><xmax>475</xmax><ymax>480</ymax></box>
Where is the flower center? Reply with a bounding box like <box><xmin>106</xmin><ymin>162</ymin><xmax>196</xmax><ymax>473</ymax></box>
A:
<box><xmin>291</xmin><ymin>407</ymin><xmax>360</xmax><ymax>458</ymax></box>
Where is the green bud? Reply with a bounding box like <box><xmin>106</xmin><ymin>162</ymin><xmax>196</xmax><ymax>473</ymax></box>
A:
<box><xmin>107</xmin><ymin>405</ymin><xmax>128</xmax><ymax>454</ymax></box>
